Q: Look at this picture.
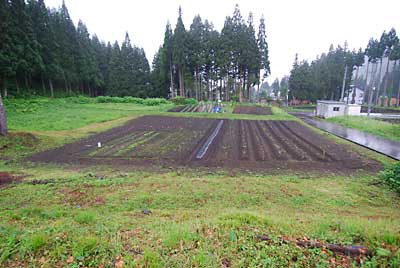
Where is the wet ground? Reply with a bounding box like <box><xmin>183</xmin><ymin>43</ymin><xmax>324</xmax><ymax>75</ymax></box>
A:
<box><xmin>292</xmin><ymin>112</ymin><xmax>400</xmax><ymax>160</ymax></box>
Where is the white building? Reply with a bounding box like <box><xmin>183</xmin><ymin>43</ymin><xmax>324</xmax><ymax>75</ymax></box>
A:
<box><xmin>316</xmin><ymin>101</ymin><xmax>361</xmax><ymax>118</ymax></box>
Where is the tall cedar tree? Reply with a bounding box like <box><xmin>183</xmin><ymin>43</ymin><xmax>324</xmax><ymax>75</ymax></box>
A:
<box><xmin>172</xmin><ymin>7</ymin><xmax>187</xmax><ymax>97</ymax></box>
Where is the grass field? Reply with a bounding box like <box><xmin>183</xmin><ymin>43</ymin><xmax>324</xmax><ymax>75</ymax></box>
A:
<box><xmin>0</xmin><ymin>98</ymin><xmax>399</xmax><ymax>267</ymax></box>
<box><xmin>327</xmin><ymin>116</ymin><xmax>400</xmax><ymax>142</ymax></box>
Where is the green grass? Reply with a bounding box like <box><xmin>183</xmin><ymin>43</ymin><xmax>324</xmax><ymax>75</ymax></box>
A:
<box><xmin>327</xmin><ymin>116</ymin><xmax>400</xmax><ymax>142</ymax></box>
<box><xmin>0</xmin><ymin>171</ymin><xmax>399</xmax><ymax>267</ymax></box>
<box><xmin>0</xmin><ymin>98</ymin><xmax>399</xmax><ymax>267</ymax></box>
<box><xmin>4</xmin><ymin>98</ymin><xmax>173</xmax><ymax>132</ymax></box>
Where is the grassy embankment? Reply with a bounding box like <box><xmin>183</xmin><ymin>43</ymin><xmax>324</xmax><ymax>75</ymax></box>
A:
<box><xmin>0</xmin><ymin>97</ymin><xmax>399</xmax><ymax>267</ymax></box>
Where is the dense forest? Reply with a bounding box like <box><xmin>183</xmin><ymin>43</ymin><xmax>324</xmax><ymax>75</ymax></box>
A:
<box><xmin>0</xmin><ymin>0</ymin><xmax>152</xmax><ymax>98</ymax></box>
<box><xmin>0</xmin><ymin>1</ymin><xmax>270</xmax><ymax>101</ymax></box>
<box><xmin>152</xmin><ymin>5</ymin><xmax>270</xmax><ymax>102</ymax></box>
<box><xmin>288</xmin><ymin>28</ymin><xmax>400</xmax><ymax>106</ymax></box>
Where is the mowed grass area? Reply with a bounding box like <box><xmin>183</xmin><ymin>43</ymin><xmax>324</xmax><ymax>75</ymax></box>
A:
<box><xmin>0</xmin><ymin>98</ymin><xmax>399</xmax><ymax>267</ymax></box>
<box><xmin>327</xmin><ymin>116</ymin><xmax>400</xmax><ymax>142</ymax></box>
<box><xmin>5</xmin><ymin>98</ymin><xmax>174</xmax><ymax>132</ymax></box>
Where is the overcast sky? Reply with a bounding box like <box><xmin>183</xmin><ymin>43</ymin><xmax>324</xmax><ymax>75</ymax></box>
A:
<box><xmin>45</xmin><ymin>0</ymin><xmax>400</xmax><ymax>83</ymax></box>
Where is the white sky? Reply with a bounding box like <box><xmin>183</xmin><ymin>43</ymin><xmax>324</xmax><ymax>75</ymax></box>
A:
<box><xmin>45</xmin><ymin>0</ymin><xmax>400</xmax><ymax>83</ymax></box>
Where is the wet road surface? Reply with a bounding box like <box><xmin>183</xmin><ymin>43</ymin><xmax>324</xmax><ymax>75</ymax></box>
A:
<box><xmin>291</xmin><ymin>112</ymin><xmax>400</xmax><ymax>160</ymax></box>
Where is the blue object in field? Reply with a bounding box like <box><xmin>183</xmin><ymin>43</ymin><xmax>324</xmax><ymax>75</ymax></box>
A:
<box><xmin>213</xmin><ymin>106</ymin><xmax>222</xmax><ymax>113</ymax></box>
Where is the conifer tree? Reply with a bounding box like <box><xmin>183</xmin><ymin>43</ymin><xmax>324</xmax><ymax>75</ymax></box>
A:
<box><xmin>172</xmin><ymin>6</ymin><xmax>187</xmax><ymax>97</ymax></box>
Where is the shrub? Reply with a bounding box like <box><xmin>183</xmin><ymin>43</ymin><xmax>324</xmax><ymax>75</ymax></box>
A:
<box><xmin>95</xmin><ymin>96</ymin><xmax>168</xmax><ymax>105</ymax></box>
<box><xmin>143</xmin><ymin>98</ymin><xmax>169</xmax><ymax>106</ymax></box>
<box><xmin>66</xmin><ymin>96</ymin><xmax>94</xmax><ymax>104</ymax></box>
<box><xmin>170</xmin><ymin>97</ymin><xmax>198</xmax><ymax>105</ymax></box>
<box><xmin>381</xmin><ymin>162</ymin><xmax>400</xmax><ymax>193</ymax></box>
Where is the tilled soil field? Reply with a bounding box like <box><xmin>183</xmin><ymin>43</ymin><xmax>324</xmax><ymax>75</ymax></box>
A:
<box><xmin>29</xmin><ymin>116</ymin><xmax>380</xmax><ymax>173</ymax></box>
<box><xmin>233</xmin><ymin>106</ymin><xmax>272</xmax><ymax>115</ymax></box>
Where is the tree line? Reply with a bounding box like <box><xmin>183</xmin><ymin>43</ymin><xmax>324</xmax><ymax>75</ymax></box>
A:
<box><xmin>0</xmin><ymin>1</ymin><xmax>270</xmax><ymax>102</ymax></box>
<box><xmin>288</xmin><ymin>28</ymin><xmax>400</xmax><ymax>107</ymax></box>
<box><xmin>0</xmin><ymin>0</ymin><xmax>153</xmax><ymax>98</ymax></box>
<box><xmin>152</xmin><ymin>5</ymin><xmax>270</xmax><ymax>102</ymax></box>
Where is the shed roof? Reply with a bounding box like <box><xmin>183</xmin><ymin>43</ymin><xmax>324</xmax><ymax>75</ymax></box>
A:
<box><xmin>317</xmin><ymin>100</ymin><xmax>346</xmax><ymax>105</ymax></box>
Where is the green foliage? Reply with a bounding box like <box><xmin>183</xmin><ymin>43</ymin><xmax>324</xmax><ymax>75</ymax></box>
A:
<box><xmin>170</xmin><ymin>97</ymin><xmax>198</xmax><ymax>105</ymax></box>
<box><xmin>23</xmin><ymin>233</ymin><xmax>47</xmax><ymax>252</ymax></box>
<box><xmin>95</xmin><ymin>96</ymin><xmax>168</xmax><ymax>105</ymax></box>
<box><xmin>381</xmin><ymin>162</ymin><xmax>400</xmax><ymax>193</ymax></box>
<box><xmin>74</xmin><ymin>211</ymin><xmax>96</xmax><ymax>224</ymax></box>
<box><xmin>72</xmin><ymin>235</ymin><xmax>98</xmax><ymax>258</ymax></box>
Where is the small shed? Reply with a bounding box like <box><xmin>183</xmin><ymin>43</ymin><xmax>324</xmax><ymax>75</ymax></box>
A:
<box><xmin>316</xmin><ymin>101</ymin><xmax>346</xmax><ymax>118</ymax></box>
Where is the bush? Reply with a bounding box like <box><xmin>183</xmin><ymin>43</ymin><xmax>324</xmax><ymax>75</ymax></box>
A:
<box><xmin>143</xmin><ymin>98</ymin><xmax>169</xmax><ymax>106</ymax></box>
<box><xmin>95</xmin><ymin>96</ymin><xmax>168</xmax><ymax>105</ymax></box>
<box><xmin>381</xmin><ymin>162</ymin><xmax>400</xmax><ymax>193</ymax></box>
<box><xmin>170</xmin><ymin>97</ymin><xmax>198</xmax><ymax>105</ymax></box>
<box><xmin>66</xmin><ymin>96</ymin><xmax>95</xmax><ymax>104</ymax></box>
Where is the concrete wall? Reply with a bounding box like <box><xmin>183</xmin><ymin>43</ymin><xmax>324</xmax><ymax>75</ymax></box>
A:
<box><xmin>316</xmin><ymin>102</ymin><xmax>346</xmax><ymax>118</ymax></box>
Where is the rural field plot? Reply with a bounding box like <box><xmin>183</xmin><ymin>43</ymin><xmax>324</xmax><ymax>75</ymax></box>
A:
<box><xmin>233</xmin><ymin>105</ymin><xmax>273</xmax><ymax>115</ymax></box>
<box><xmin>193</xmin><ymin>120</ymin><xmax>380</xmax><ymax>173</ymax></box>
<box><xmin>29</xmin><ymin>115</ymin><xmax>379</xmax><ymax>173</ymax></box>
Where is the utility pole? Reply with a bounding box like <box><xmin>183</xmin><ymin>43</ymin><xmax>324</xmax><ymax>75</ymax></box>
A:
<box><xmin>340</xmin><ymin>65</ymin><xmax>348</xmax><ymax>102</ymax></box>
<box><xmin>340</xmin><ymin>41</ymin><xmax>348</xmax><ymax>102</ymax></box>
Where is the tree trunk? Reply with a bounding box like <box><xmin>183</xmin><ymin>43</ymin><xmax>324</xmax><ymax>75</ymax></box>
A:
<box><xmin>239</xmin><ymin>76</ymin><xmax>243</xmax><ymax>103</ymax></box>
<box><xmin>0</xmin><ymin>75</ymin><xmax>7</xmax><ymax>98</ymax></box>
<box><xmin>88</xmin><ymin>82</ymin><xmax>92</xmax><ymax>97</ymax></box>
<box><xmin>397</xmin><ymin>60</ymin><xmax>400</xmax><ymax>107</ymax></box>
<box><xmin>246</xmin><ymin>76</ymin><xmax>251</xmax><ymax>101</ymax></box>
<box><xmin>351</xmin><ymin>67</ymin><xmax>359</xmax><ymax>104</ymax></box>
<box><xmin>178</xmin><ymin>66</ymin><xmax>184</xmax><ymax>97</ymax></box>
<box><xmin>169</xmin><ymin>61</ymin><xmax>175</xmax><ymax>98</ymax></box>
<box><xmin>363</xmin><ymin>61</ymin><xmax>370</xmax><ymax>104</ymax></box>
<box><xmin>24</xmin><ymin>75</ymin><xmax>29</xmax><ymax>90</ymax></box>
<box><xmin>368</xmin><ymin>62</ymin><xmax>378</xmax><ymax>113</ymax></box>
<box><xmin>64</xmin><ymin>76</ymin><xmax>68</xmax><ymax>92</ymax></box>
<box><xmin>382</xmin><ymin>57</ymin><xmax>390</xmax><ymax>106</ymax></box>
<box><xmin>0</xmin><ymin>93</ymin><xmax>8</xmax><ymax>136</ymax></box>
<box><xmin>374</xmin><ymin>59</ymin><xmax>383</xmax><ymax>105</ymax></box>
<box><xmin>389</xmin><ymin>60</ymin><xmax>396</xmax><ymax>107</ymax></box>
<box><xmin>15</xmin><ymin>77</ymin><xmax>20</xmax><ymax>94</ymax></box>
<box><xmin>49</xmin><ymin>78</ymin><xmax>54</xmax><ymax>98</ymax></box>
<box><xmin>41</xmin><ymin>75</ymin><xmax>46</xmax><ymax>96</ymax></box>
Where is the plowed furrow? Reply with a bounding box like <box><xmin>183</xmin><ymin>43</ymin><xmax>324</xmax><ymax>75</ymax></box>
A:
<box><xmin>116</xmin><ymin>132</ymin><xmax>160</xmax><ymax>157</ymax></box>
<box><xmin>255</xmin><ymin>121</ymin><xmax>288</xmax><ymax>160</ymax></box>
<box><xmin>90</xmin><ymin>131</ymin><xmax>147</xmax><ymax>157</ymax></box>
<box><xmin>282</xmin><ymin>122</ymin><xmax>338</xmax><ymax>161</ymax></box>
<box><xmin>238</xmin><ymin>120</ymin><xmax>250</xmax><ymax>160</ymax></box>
<box><xmin>263</xmin><ymin>121</ymin><xmax>307</xmax><ymax>161</ymax></box>
<box><xmin>279</xmin><ymin>121</ymin><xmax>335</xmax><ymax>161</ymax></box>
<box><xmin>247</xmin><ymin>121</ymin><xmax>270</xmax><ymax>161</ymax></box>
<box><xmin>242</xmin><ymin>121</ymin><xmax>258</xmax><ymax>161</ymax></box>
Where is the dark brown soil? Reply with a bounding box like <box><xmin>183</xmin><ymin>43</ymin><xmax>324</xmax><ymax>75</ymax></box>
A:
<box><xmin>233</xmin><ymin>106</ymin><xmax>272</xmax><ymax>115</ymax></box>
<box><xmin>28</xmin><ymin>115</ymin><xmax>380</xmax><ymax>174</ymax></box>
<box><xmin>0</xmin><ymin>172</ymin><xmax>21</xmax><ymax>187</ymax></box>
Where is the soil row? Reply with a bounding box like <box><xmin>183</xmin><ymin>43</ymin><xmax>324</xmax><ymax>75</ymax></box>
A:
<box><xmin>29</xmin><ymin>116</ymin><xmax>380</xmax><ymax>174</ymax></box>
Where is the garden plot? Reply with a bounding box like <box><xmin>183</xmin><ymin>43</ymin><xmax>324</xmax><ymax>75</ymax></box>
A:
<box><xmin>233</xmin><ymin>105</ymin><xmax>273</xmax><ymax>115</ymax></box>
<box><xmin>168</xmin><ymin>103</ymin><xmax>217</xmax><ymax>113</ymax></box>
<box><xmin>190</xmin><ymin>120</ymin><xmax>379</xmax><ymax>173</ymax></box>
<box><xmin>29</xmin><ymin>116</ymin><xmax>379</xmax><ymax>173</ymax></box>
